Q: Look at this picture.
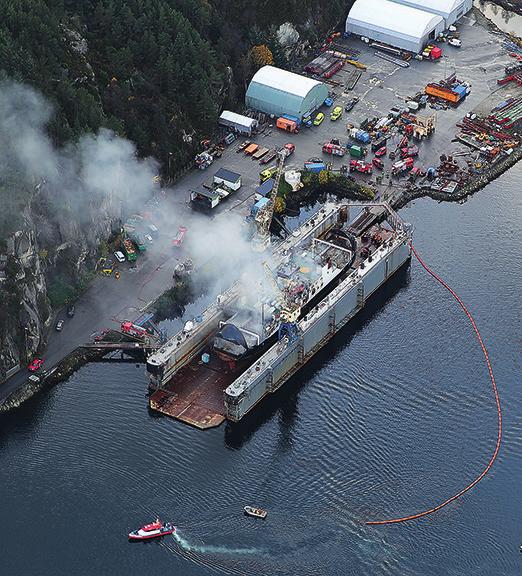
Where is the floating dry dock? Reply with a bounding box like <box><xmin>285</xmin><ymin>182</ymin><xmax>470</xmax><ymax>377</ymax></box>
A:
<box><xmin>148</xmin><ymin>202</ymin><xmax>412</xmax><ymax>428</ymax></box>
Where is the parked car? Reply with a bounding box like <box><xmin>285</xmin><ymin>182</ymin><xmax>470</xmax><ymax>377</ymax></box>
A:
<box><xmin>330</xmin><ymin>106</ymin><xmax>342</xmax><ymax>121</ymax></box>
<box><xmin>448</xmin><ymin>38</ymin><xmax>462</xmax><ymax>48</ymax></box>
<box><xmin>313</xmin><ymin>112</ymin><xmax>325</xmax><ymax>126</ymax></box>
<box><xmin>172</xmin><ymin>226</ymin><xmax>188</xmax><ymax>247</ymax></box>
<box><xmin>144</xmin><ymin>234</ymin><xmax>154</xmax><ymax>244</ymax></box>
<box><xmin>324</xmin><ymin>97</ymin><xmax>334</xmax><ymax>107</ymax></box>
<box><xmin>28</xmin><ymin>358</ymin><xmax>44</xmax><ymax>372</ymax></box>
<box><xmin>372</xmin><ymin>157</ymin><xmax>384</xmax><ymax>169</ymax></box>
<box><xmin>344</xmin><ymin>97</ymin><xmax>359</xmax><ymax>112</ymax></box>
<box><xmin>114</xmin><ymin>251</ymin><xmax>126</xmax><ymax>263</ymax></box>
<box><xmin>375</xmin><ymin>146</ymin><xmax>387</xmax><ymax>157</ymax></box>
<box><xmin>55</xmin><ymin>319</ymin><xmax>65</xmax><ymax>331</ymax></box>
<box><xmin>66</xmin><ymin>305</ymin><xmax>75</xmax><ymax>318</ymax></box>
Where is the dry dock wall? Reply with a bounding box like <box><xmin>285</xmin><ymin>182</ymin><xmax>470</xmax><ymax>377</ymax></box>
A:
<box><xmin>225</xmin><ymin>235</ymin><xmax>411</xmax><ymax>421</ymax></box>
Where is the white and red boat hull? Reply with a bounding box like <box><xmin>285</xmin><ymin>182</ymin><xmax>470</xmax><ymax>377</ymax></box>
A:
<box><xmin>128</xmin><ymin>521</ymin><xmax>176</xmax><ymax>540</ymax></box>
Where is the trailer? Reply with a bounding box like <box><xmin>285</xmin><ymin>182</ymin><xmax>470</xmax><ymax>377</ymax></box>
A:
<box><xmin>219</xmin><ymin>110</ymin><xmax>258</xmax><ymax>136</ymax></box>
<box><xmin>252</xmin><ymin>146</ymin><xmax>269</xmax><ymax>161</ymax></box>
<box><xmin>323</xmin><ymin>60</ymin><xmax>344</xmax><ymax>79</ymax></box>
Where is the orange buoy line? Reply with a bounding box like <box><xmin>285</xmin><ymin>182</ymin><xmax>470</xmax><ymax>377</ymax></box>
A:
<box><xmin>366</xmin><ymin>242</ymin><xmax>502</xmax><ymax>526</ymax></box>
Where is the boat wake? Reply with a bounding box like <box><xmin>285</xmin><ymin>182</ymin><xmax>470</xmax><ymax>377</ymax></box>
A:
<box><xmin>172</xmin><ymin>531</ymin><xmax>263</xmax><ymax>555</ymax></box>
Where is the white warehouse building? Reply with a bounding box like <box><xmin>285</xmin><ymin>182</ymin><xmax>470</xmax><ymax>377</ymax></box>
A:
<box><xmin>345</xmin><ymin>0</ymin><xmax>445</xmax><ymax>54</ymax></box>
<box><xmin>390</xmin><ymin>0</ymin><xmax>473</xmax><ymax>28</ymax></box>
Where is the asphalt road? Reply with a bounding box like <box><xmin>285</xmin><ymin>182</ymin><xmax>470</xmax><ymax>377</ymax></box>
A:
<box><xmin>0</xmin><ymin>10</ymin><xmax>511</xmax><ymax>403</ymax></box>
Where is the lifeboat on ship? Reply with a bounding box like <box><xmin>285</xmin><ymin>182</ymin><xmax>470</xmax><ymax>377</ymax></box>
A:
<box><xmin>128</xmin><ymin>519</ymin><xmax>176</xmax><ymax>541</ymax></box>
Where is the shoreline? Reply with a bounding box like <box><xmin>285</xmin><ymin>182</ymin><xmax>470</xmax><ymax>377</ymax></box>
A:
<box><xmin>2</xmin><ymin>6</ymin><xmax>521</xmax><ymax>415</ymax></box>
<box><xmin>2</xmin><ymin>145</ymin><xmax>519</xmax><ymax>414</ymax></box>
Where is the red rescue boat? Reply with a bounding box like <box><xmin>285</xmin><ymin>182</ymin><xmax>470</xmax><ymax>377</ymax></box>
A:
<box><xmin>128</xmin><ymin>519</ymin><xmax>176</xmax><ymax>541</ymax></box>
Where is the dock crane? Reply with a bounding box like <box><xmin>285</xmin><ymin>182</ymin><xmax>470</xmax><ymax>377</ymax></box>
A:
<box><xmin>253</xmin><ymin>150</ymin><xmax>287</xmax><ymax>252</ymax></box>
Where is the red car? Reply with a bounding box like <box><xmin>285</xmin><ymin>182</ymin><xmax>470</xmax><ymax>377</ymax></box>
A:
<box><xmin>349</xmin><ymin>160</ymin><xmax>373</xmax><ymax>174</ymax></box>
<box><xmin>372</xmin><ymin>157</ymin><xmax>384</xmax><ymax>169</ymax></box>
<box><xmin>172</xmin><ymin>226</ymin><xmax>187</xmax><ymax>247</ymax></box>
<box><xmin>28</xmin><ymin>358</ymin><xmax>44</xmax><ymax>372</ymax></box>
<box><xmin>375</xmin><ymin>146</ymin><xmax>387</xmax><ymax>157</ymax></box>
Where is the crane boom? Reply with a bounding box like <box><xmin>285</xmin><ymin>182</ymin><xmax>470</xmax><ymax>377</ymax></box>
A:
<box><xmin>253</xmin><ymin>150</ymin><xmax>287</xmax><ymax>251</ymax></box>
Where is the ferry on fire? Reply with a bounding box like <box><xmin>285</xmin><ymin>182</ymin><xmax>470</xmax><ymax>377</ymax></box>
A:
<box><xmin>147</xmin><ymin>202</ymin><xmax>412</xmax><ymax>428</ymax></box>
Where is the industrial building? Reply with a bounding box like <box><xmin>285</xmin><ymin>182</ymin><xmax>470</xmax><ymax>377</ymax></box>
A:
<box><xmin>246</xmin><ymin>66</ymin><xmax>329</xmax><ymax>119</ymax></box>
<box><xmin>219</xmin><ymin>110</ymin><xmax>258</xmax><ymax>136</ymax></box>
<box><xmin>214</xmin><ymin>168</ymin><xmax>241</xmax><ymax>191</ymax></box>
<box><xmin>345</xmin><ymin>0</ymin><xmax>445</xmax><ymax>54</ymax></box>
<box><xmin>390</xmin><ymin>0</ymin><xmax>472</xmax><ymax>27</ymax></box>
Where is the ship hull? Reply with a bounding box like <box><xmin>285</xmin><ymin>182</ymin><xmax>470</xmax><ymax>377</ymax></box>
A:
<box><xmin>224</xmin><ymin>235</ymin><xmax>411</xmax><ymax>421</ymax></box>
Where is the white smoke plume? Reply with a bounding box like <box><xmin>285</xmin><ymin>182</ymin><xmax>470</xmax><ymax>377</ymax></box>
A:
<box><xmin>0</xmin><ymin>79</ymin><xmax>273</xmax><ymax>315</ymax></box>
<box><xmin>0</xmin><ymin>79</ymin><xmax>158</xmax><ymax>233</ymax></box>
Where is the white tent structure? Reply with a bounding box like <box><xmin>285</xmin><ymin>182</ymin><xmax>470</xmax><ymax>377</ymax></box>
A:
<box><xmin>391</xmin><ymin>0</ymin><xmax>472</xmax><ymax>27</ymax></box>
<box><xmin>345</xmin><ymin>0</ymin><xmax>445</xmax><ymax>53</ymax></box>
<box><xmin>219</xmin><ymin>110</ymin><xmax>258</xmax><ymax>136</ymax></box>
<box><xmin>246</xmin><ymin>66</ymin><xmax>329</xmax><ymax>118</ymax></box>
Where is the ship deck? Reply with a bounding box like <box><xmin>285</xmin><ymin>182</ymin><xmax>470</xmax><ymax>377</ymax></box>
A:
<box><xmin>149</xmin><ymin>353</ymin><xmax>245</xmax><ymax>429</ymax></box>
<box><xmin>148</xmin><ymin>216</ymin><xmax>398</xmax><ymax>429</ymax></box>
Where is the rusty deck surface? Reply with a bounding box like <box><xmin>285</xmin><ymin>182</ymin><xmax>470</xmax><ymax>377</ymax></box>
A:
<box><xmin>149</xmin><ymin>354</ymin><xmax>244</xmax><ymax>429</ymax></box>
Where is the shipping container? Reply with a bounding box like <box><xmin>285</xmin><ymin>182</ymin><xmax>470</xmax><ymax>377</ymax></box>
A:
<box><xmin>304</xmin><ymin>162</ymin><xmax>327</xmax><ymax>173</ymax></box>
<box><xmin>219</xmin><ymin>110</ymin><xmax>258</xmax><ymax>136</ymax></box>
<box><xmin>348</xmin><ymin>145</ymin><xmax>366</xmax><ymax>158</ymax></box>
<box><xmin>425</xmin><ymin>84</ymin><xmax>460</xmax><ymax>104</ymax></box>
<box><xmin>276</xmin><ymin>117</ymin><xmax>299</xmax><ymax>133</ymax></box>
<box><xmin>281</xmin><ymin>114</ymin><xmax>302</xmax><ymax>127</ymax></box>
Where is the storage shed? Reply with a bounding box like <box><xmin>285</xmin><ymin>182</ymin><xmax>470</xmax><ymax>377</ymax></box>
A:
<box><xmin>219</xmin><ymin>110</ymin><xmax>258</xmax><ymax>136</ymax></box>
<box><xmin>345</xmin><ymin>0</ymin><xmax>445</xmax><ymax>54</ymax></box>
<box><xmin>246</xmin><ymin>66</ymin><xmax>329</xmax><ymax>119</ymax></box>
<box><xmin>390</xmin><ymin>0</ymin><xmax>472</xmax><ymax>27</ymax></box>
<box><xmin>214</xmin><ymin>168</ymin><xmax>241</xmax><ymax>191</ymax></box>
<box><xmin>254</xmin><ymin>178</ymin><xmax>275</xmax><ymax>200</ymax></box>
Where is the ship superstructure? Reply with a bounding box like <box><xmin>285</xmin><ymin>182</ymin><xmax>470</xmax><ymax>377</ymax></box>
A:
<box><xmin>147</xmin><ymin>202</ymin><xmax>412</xmax><ymax>428</ymax></box>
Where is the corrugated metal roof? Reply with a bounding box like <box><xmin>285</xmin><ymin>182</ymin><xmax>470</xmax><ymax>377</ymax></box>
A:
<box><xmin>255</xmin><ymin>178</ymin><xmax>275</xmax><ymax>197</ymax></box>
<box><xmin>219</xmin><ymin>110</ymin><xmax>257</xmax><ymax>128</ymax></box>
<box><xmin>249</xmin><ymin>66</ymin><xmax>325</xmax><ymax>99</ymax></box>
<box><xmin>347</xmin><ymin>0</ymin><xmax>444</xmax><ymax>39</ymax></box>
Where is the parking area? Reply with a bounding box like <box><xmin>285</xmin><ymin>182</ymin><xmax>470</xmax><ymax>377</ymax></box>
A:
<box><xmin>166</xmin><ymin>10</ymin><xmax>513</xmax><ymax>219</ymax></box>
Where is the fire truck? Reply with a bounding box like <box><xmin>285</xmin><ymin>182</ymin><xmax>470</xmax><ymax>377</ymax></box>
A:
<box><xmin>121</xmin><ymin>321</ymin><xmax>148</xmax><ymax>339</ymax></box>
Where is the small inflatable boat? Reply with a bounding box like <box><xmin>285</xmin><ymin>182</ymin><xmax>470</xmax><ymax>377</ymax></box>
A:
<box><xmin>244</xmin><ymin>506</ymin><xmax>267</xmax><ymax>519</ymax></box>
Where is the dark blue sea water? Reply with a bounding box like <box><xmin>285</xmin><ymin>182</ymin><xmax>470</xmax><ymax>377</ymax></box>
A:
<box><xmin>1</xmin><ymin>163</ymin><xmax>520</xmax><ymax>575</ymax></box>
